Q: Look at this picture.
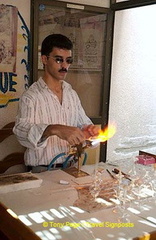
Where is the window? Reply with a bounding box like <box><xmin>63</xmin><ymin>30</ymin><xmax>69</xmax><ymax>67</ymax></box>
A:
<box><xmin>31</xmin><ymin>0</ymin><xmax>114</xmax><ymax>161</ymax></box>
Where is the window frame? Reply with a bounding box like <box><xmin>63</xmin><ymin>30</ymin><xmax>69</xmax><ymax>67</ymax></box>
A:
<box><xmin>111</xmin><ymin>0</ymin><xmax>156</xmax><ymax>11</ymax></box>
<box><xmin>30</xmin><ymin>0</ymin><xmax>114</xmax><ymax>162</ymax></box>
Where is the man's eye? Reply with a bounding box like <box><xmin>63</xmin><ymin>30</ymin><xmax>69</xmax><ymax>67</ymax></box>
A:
<box><xmin>55</xmin><ymin>57</ymin><xmax>63</xmax><ymax>63</ymax></box>
<box><xmin>66</xmin><ymin>58</ymin><xmax>73</xmax><ymax>64</ymax></box>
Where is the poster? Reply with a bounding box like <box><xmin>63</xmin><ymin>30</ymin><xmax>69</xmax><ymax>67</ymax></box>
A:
<box><xmin>0</xmin><ymin>2</ymin><xmax>30</xmax><ymax>110</ymax></box>
<box><xmin>0</xmin><ymin>0</ymin><xmax>30</xmax><ymax>132</ymax></box>
<box><xmin>0</xmin><ymin>4</ymin><xmax>18</xmax><ymax>73</ymax></box>
<box><xmin>38</xmin><ymin>4</ymin><xmax>106</xmax><ymax>71</ymax></box>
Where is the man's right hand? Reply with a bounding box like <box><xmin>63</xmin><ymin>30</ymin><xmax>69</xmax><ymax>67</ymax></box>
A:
<box><xmin>42</xmin><ymin>124</ymin><xmax>86</xmax><ymax>146</ymax></box>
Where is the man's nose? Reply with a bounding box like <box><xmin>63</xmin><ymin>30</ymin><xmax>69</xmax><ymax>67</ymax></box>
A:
<box><xmin>61</xmin><ymin>60</ymin><xmax>69</xmax><ymax>67</ymax></box>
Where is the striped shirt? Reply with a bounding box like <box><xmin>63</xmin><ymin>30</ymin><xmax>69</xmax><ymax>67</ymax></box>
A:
<box><xmin>13</xmin><ymin>77</ymin><xmax>92</xmax><ymax>166</ymax></box>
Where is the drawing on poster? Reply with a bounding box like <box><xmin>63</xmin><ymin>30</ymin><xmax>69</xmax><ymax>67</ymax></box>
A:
<box><xmin>0</xmin><ymin>4</ymin><xmax>18</xmax><ymax>73</ymax></box>
<box><xmin>0</xmin><ymin>4</ymin><xmax>30</xmax><ymax>109</ymax></box>
<box><xmin>38</xmin><ymin>5</ymin><xmax>106</xmax><ymax>71</ymax></box>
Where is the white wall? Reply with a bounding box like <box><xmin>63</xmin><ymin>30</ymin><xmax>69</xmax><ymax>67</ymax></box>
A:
<box><xmin>0</xmin><ymin>0</ymin><xmax>30</xmax><ymax>161</ymax></box>
<box><xmin>0</xmin><ymin>0</ymin><xmax>109</xmax><ymax>166</ymax></box>
<box><xmin>107</xmin><ymin>5</ymin><xmax>156</xmax><ymax>161</ymax></box>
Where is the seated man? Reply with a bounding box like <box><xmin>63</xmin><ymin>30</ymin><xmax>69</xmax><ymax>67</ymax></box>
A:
<box><xmin>13</xmin><ymin>34</ymin><xmax>99</xmax><ymax>172</ymax></box>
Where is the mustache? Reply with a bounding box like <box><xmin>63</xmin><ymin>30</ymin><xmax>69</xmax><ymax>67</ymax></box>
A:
<box><xmin>59</xmin><ymin>68</ymin><xmax>68</xmax><ymax>73</ymax></box>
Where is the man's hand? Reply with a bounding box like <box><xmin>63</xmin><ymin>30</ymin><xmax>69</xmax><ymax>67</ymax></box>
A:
<box><xmin>42</xmin><ymin>124</ymin><xmax>86</xmax><ymax>145</ymax></box>
<box><xmin>82</xmin><ymin>124</ymin><xmax>100</xmax><ymax>139</ymax></box>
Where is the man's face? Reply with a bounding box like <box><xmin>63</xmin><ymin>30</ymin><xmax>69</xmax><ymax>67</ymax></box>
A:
<box><xmin>41</xmin><ymin>47</ymin><xmax>73</xmax><ymax>81</ymax></box>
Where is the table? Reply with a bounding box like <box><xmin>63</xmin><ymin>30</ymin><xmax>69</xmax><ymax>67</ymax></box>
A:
<box><xmin>0</xmin><ymin>163</ymin><xmax>156</xmax><ymax>240</ymax></box>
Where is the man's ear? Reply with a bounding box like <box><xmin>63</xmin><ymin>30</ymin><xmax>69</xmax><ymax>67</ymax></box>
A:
<box><xmin>41</xmin><ymin>55</ymin><xmax>48</xmax><ymax>65</ymax></box>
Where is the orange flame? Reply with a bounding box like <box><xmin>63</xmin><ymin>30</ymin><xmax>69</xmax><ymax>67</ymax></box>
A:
<box><xmin>96</xmin><ymin>124</ymin><xmax>116</xmax><ymax>142</ymax></box>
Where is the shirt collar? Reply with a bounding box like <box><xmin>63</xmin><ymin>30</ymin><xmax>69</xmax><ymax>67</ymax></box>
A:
<box><xmin>38</xmin><ymin>77</ymin><xmax>71</xmax><ymax>91</ymax></box>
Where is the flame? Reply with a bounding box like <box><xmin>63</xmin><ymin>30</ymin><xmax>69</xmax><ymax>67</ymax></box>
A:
<box><xmin>88</xmin><ymin>123</ymin><xmax>116</xmax><ymax>148</ymax></box>
<box><xmin>96</xmin><ymin>124</ymin><xmax>116</xmax><ymax>142</ymax></box>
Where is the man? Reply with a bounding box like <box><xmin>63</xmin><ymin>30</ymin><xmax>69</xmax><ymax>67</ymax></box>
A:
<box><xmin>13</xmin><ymin>34</ymin><xmax>99</xmax><ymax>172</ymax></box>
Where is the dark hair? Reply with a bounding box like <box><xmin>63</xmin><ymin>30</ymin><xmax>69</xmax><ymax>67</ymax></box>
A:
<box><xmin>41</xmin><ymin>34</ymin><xmax>73</xmax><ymax>56</ymax></box>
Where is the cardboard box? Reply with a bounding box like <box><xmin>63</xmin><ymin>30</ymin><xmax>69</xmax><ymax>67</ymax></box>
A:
<box><xmin>136</xmin><ymin>155</ymin><xmax>156</xmax><ymax>165</ymax></box>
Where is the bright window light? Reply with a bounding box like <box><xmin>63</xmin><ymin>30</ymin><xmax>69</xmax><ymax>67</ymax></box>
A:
<box><xmin>69</xmin><ymin>206</ymin><xmax>84</xmax><ymax>213</ymax></box>
<box><xmin>50</xmin><ymin>209</ymin><xmax>65</xmax><ymax>219</ymax></box>
<box><xmin>107</xmin><ymin>233</ymin><xmax>115</xmax><ymax>238</ymax></box>
<box><xmin>36</xmin><ymin>231</ymin><xmax>48</xmax><ymax>240</ymax></box>
<box><xmin>80</xmin><ymin>220</ymin><xmax>92</xmax><ymax>228</ymax></box>
<box><xmin>28</xmin><ymin>212</ymin><xmax>45</xmax><ymax>223</ymax></box>
<box><xmin>90</xmin><ymin>218</ymin><xmax>101</xmax><ymax>223</ymax></box>
<box><xmin>61</xmin><ymin>226</ymin><xmax>72</xmax><ymax>232</ymax></box>
<box><xmin>109</xmin><ymin>198</ymin><xmax>120</xmax><ymax>204</ymax></box>
<box><xmin>59</xmin><ymin>206</ymin><xmax>75</xmax><ymax>216</ymax></box>
<box><xmin>7</xmin><ymin>209</ymin><xmax>18</xmax><ymax>219</ymax></box>
<box><xmin>49</xmin><ymin>228</ymin><xmax>59</xmax><ymax>234</ymax></box>
<box><xmin>40</xmin><ymin>211</ymin><xmax>54</xmax><ymax>220</ymax></box>
<box><xmin>127</xmin><ymin>207</ymin><xmax>140</xmax><ymax>214</ymax></box>
<box><xmin>138</xmin><ymin>220</ymin><xmax>156</xmax><ymax>228</ymax></box>
<box><xmin>43</xmin><ymin>230</ymin><xmax>56</xmax><ymax>240</ymax></box>
<box><xmin>117</xmin><ymin>238</ymin><xmax>127</xmax><ymax>240</ymax></box>
<box><xmin>96</xmin><ymin>197</ymin><xmax>113</xmax><ymax>206</ymax></box>
<box><xmin>18</xmin><ymin>215</ymin><xmax>32</xmax><ymax>226</ymax></box>
<box><xmin>147</xmin><ymin>217</ymin><xmax>156</xmax><ymax>224</ymax></box>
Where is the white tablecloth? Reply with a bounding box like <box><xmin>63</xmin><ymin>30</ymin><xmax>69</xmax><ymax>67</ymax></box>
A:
<box><xmin>0</xmin><ymin>163</ymin><xmax>156</xmax><ymax>240</ymax></box>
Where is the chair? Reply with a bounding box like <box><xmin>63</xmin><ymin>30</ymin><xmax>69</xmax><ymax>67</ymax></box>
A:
<box><xmin>0</xmin><ymin>122</ymin><xmax>26</xmax><ymax>174</ymax></box>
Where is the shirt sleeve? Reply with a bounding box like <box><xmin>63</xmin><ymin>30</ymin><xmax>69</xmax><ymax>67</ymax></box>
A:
<box><xmin>13</xmin><ymin>94</ymin><xmax>49</xmax><ymax>149</ymax></box>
